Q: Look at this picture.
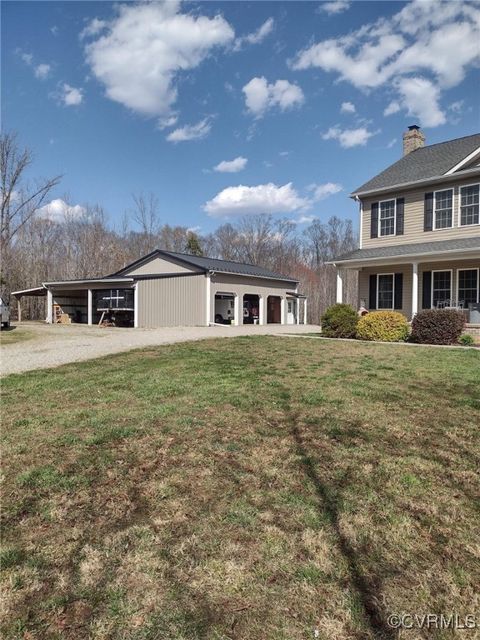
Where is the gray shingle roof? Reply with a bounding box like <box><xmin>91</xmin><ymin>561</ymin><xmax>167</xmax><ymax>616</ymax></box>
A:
<box><xmin>334</xmin><ymin>236</ymin><xmax>480</xmax><ymax>264</ymax></box>
<box><xmin>114</xmin><ymin>249</ymin><xmax>298</xmax><ymax>282</ymax></box>
<box><xmin>353</xmin><ymin>133</ymin><xmax>480</xmax><ymax>195</ymax></box>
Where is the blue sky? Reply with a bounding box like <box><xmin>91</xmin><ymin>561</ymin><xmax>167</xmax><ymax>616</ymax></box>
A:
<box><xmin>2</xmin><ymin>0</ymin><xmax>479</xmax><ymax>234</ymax></box>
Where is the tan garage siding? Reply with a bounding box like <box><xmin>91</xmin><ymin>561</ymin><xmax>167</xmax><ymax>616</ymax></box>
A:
<box><xmin>210</xmin><ymin>273</ymin><xmax>298</xmax><ymax>321</ymax></box>
<box><xmin>358</xmin><ymin>264</ymin><xmax>413</xmax><ymax>318</ymax></box>
<box><xmin>361</xmin><ymin>176</ymin><xmax>480</xmax><ymax>249</ymax></box>
<box><xmin>125</xmin><ymin>256</ymin><xmax>198</xmax><ymax>276</ymax></box>
<box><xmin>137</xmin><ymin>274</ymin><xmax>206</xmax><ymax>327</ymax></box>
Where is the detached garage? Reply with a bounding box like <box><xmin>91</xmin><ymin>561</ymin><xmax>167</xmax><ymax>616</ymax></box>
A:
<box><xmin>12</xmin><ymin>250</ymin><xmax>307</xmax><ymax>328</ymax></box>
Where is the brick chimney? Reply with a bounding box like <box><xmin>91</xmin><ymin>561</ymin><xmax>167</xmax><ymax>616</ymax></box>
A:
<box><xmin>403</xmin><ymin>125</ymin><xmax>425</xmax><ymax>156</ymax></box>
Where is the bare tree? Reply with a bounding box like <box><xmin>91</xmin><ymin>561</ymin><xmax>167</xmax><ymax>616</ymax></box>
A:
<box><xmin>1</xmin><ymin>132</ymin><xmax>61</xmax><ymax>287</ymax></box>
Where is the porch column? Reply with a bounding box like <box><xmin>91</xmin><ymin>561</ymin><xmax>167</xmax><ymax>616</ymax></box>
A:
<box><xmin>17</xmin><ymin>297</ymin><xmax>22</xmax><ymax>323</ymax></box>
<box><xmin>296</xmin><ymin>300</ymin><xmax>300</xmax><ymax>325</ymax></box>
<box><xmin>303</xmin><ymin>298</ymin><xmax>308</xmax><ymax>325</ymax></box>
<box><xmin>280</xmin><ymin>297</ymin><xmax>286</xmax><ymax>324</ymax></box>
<box><xmin>336</xmin><ymin>269</ymin><xmax>343</xmax><ymax>303</ymax></box>
<box><xmin>233</xmin><ymin>294</ymin><xmax>241</xmax><ymax>326</ymax></box>
<box><xmin>87</xmin><ymin>289</ymin><xmax>93</xmax><ymax>326</ymax></box>
<box><xmin>411</xmin><ymin>262</ymin><xmax>418</xmax><ymax>319</ymax></box>
<box><xmin>46</xmin><ymin>289</ymin><xmax>53</xmax><ymax>323</ymax></box>
<box><xmin>258</xmin><ymin>295</ymin><xmax>265</xmax><ymax>325</ymax></box>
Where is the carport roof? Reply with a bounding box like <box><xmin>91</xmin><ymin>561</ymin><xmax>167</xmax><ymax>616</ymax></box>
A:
<box><xmin>114</xmin><ymin>249</ymin><xmax>299</xmax><ymax>283</ymax></box>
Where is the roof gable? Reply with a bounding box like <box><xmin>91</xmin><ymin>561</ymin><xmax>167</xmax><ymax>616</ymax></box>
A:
<box><xmin>353</xmin><ymin>133</ymin><xmax>480</xmax><ymax>196</ymax></box>
<box><xmin>113</xmin><ymin>249</ymin><xmax>298</xmax><ymax>283</ymax></box>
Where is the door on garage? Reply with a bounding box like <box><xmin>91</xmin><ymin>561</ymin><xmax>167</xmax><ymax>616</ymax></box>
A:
<box><xmin>267</xmin><ymin>296</ymin><xmax>281</xmax><ymax>323</ymax></box>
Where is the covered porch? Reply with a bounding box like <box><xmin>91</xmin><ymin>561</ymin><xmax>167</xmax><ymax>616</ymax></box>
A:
<box><xmin>334</xmin><ymin>249</ymin><xmax>480</xmax><ymax>329</ymax></box>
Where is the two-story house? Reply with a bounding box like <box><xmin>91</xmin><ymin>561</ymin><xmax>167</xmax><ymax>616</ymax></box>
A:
<box><xmin>333</xmin><ymin>127</ymin><xmax>480</xmax><ymax>332</ymax></box>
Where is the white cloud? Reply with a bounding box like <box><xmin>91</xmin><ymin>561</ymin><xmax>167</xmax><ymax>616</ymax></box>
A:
<box><xmin>322</xmin><ymin>126</ymin><xmax>377</xmax><ymax>148</ymax></box>
<box><xmin>448</xmin><ymin>100</ymin><xmax>464</xmax><ymax>114</ymax></box>
<box><xmin>234</xmin><ymin>17</ymin><xmax>274</xmax><ymax>51</ymax></box>
<box><xmin>214</xmin><ymin>156</ymin><xmax>248</xmax><ymax>173</ymax></box>
<box><xmin>157</xmin><ymin>113</ymin><xmax>179</xmax><ymax>129</ymax></box>
<box><xmin>60</xmin><ymin>84</ymin><xmax>83</xmax><ymax>106</ymax></box>
<box><xmin>166</xmin><ymin>118</ymin><xmax>211</xmax><ymax>142</ymax></box>
<box><xmin>84</xmin><ymin>2</ymin><xmax>234</xmax><ymax>121</ymax></box>
<box><xmin>384</xmin><ymin>100</ymin><xmax>400</xmax><ymax>116</ymax></box>
<box><xmin>51</xmin><ymin>25</ymin><xmax>59</xmax><ymax>36</ymax></box>
<box><xmin>19</xmin><ymin>51</ymin><xmax>51</xmax><ymax>80</ymax></box>
<box><xmin>204</xmin><ymin>182</ymin><xmax>309</xmax><ymax>218</ymax></box>
<box><xmin>309</xmin><ymin>182</ymin><xmax>343</xmax><ymax>199</ymax></box>
<box><xmin>80</xmin><ymin>18</ymin><xmax>107</xmax><ymax>40</ymax></box>
<box><xmin>387</xmin><ymin>138</ymin><xmax>397</xmax><ymax>149</ymax></box>
<box><xmin>292</xmin><ymin>215</ymin><xmax>317</xmax><ymax>225</ymax></box>
<box><xmin>36</xmin><ymin>199</ymin><xmax>86</xmax><ymax>222</ymax></box>
<box><xmin>320</xmin><ymin>1</ymin><xmax>351</xmax><ymax>15</ymax></box>
<box><xmin>242</xmin><ymin>77</ymin><xmax>305</xmax><ymax>117</ymax></box>
<box><xmin>340</xmin><ymin>101</ymin><xmax>356</xmax><ymax>114</ymax></box>
<box><xmin>395</xmin><ymin>76</ymin><xmax>446</xmax><ymax>127</ymax></box>
<box><xmin>34</xmin><ymin>64</ymin><xmax>51</xmax><ymax>80</ymax></box>
<box><xmin>291</xmin><ymin>0</ymin><xmax>480</xmax><ymax>127</ymax></box>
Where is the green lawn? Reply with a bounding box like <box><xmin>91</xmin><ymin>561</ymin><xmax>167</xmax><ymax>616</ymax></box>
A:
<box><xmin>1</xmin><ymin>337</ymin><xmax>479</xmax><ymax>639</ymax></box>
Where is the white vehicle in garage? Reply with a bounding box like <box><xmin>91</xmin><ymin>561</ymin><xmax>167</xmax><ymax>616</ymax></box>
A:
<box><xmin>1</xmin><ymin>296</ymin><xmax>11</xmax><ymax>329</ymax></box>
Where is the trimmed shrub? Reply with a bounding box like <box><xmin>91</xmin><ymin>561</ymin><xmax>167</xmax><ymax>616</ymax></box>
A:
<box><xmin>321</xmin><ymin>303</ymin><xmax>358</xmax><ymax>338</ymax></box>
<box><xmin>410</xmin><ymin>309</ymin><xmax>465</xmax><ymax>345</ymax></box>
<box><xmin>459</xmin><ymin>333</ymin><xmax>475</xmax><ymax>346</ymax></box>
<box><xmin>356</xmin><ymin>311</ymin><xmax>409</xmax><ymax>342</ymax></box>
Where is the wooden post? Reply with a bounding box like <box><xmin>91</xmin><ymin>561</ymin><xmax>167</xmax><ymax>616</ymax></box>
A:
<box><xmin>17</xmin><ymin>297</ymin><xmax>21</xmax><ymax>323</ymax></box>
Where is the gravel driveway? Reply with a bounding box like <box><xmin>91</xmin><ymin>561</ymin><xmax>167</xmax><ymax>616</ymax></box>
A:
<box><xmin>0</xmin><ymin>322</ymin><xmax>318</xmax><ymax>376</ymax></box>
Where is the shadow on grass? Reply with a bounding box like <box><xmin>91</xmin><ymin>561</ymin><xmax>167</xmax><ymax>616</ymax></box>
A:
<box><xmin>279</xmin><ymin>391</ymin><xmax>396</xmax><ymax>640</ymax></box>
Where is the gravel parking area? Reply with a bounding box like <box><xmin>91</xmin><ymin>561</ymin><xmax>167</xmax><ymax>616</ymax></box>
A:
<box><xmin>0</xmin><ymin>321</ymin><xmax>319</xmax><ymax>376</ymax></box>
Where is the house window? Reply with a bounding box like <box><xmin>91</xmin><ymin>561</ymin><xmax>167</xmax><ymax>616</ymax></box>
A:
<box><xmin>458</xmin><ymin>269</ymin><xmax>479</xmax><ymax>306</ymax></box>
<box><xmin>432</xmin><ymin>271</ymin><xmax>452</xmax><ymax>308</ymax></box>
<box><xmin>377</xmin><ymin>274</ymin><xmax>394</xmax><ymax>309</ymax></box>
<box><xmin>459</xmin><ymin>184</ymin><xmax>479</xmax><ymax>226</ymax></box>
<box><xmin>287</xmin><ymin>301</ymin><xmax>293</xmax><ymax>313</ymax></box>
<box><xmin>434</xmin><ymin>189</ymin><xmax>453</xmax><ymax>229</ymax></box>
<box><xmin>379</xmin><ymin>199</ymin><xmax>396</xmax><ymax>236</ymax></box>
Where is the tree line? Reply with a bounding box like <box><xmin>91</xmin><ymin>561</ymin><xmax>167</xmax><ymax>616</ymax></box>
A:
<box><xmin>1</xmin><ymin>132</ymin><xmax>358</xmax><ymax>323</ymax></box>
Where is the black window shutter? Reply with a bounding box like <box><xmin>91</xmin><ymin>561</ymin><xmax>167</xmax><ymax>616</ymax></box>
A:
<box><xmin>396</xmin><ymin>198</ymin><xmax>405</xmax><ymax>235</ymax></box>
<box><xmin>370</xmin><ymin>202</ymin><xmax>379</xmax><ymax>238</ymax></box>
<box><xmin>422</xmin><ymin>271</ymin><xmax>432</xmax><ymax>309</ymax></box>
<box><xmin>369</xmin><ymin>274</ymin><xmax>377</xmax><ymax>310</ymax></box>
<box><xmin>394</xmin><ymin>273</ymin><xmax>403</xmax><ymax>309</ymax></box>
<box><xmin>424</xmin><ymin>193</ymin><xmax>433</xmax><ymax>231</ymax></box>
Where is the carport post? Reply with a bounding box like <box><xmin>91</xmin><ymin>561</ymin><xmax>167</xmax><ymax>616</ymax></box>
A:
<box><xmin>280</xmin><ymin>297</ymin><xmax>286</xmax><ymax>324</ymax></box>
<box><xmin>46</xmin><ymin>289</ymin><xmax>53</xmax><ymax>323</ymax></box>
<box><xmin>296</xmin><ymin>300</ymin><xmax>300</xmax><ymax>325</ymax></box>
<box><xmin>17</xmin><ymin>297</ymin><xmax>22</xmax><ymax>323</ymax></box>
<box><xmin>303</xmin><ymin>299</ymin><xmax>308</xmax><ymax>325</ymax></box>
<box><xmin>233</xmin><ymin>294</ymin><xmax>240</xmax><ymax>326</ymax></box>
<box><xmin>258</xmin><ymin>295</ymin><xmax>265</xmax><ymax>325</ymax></box>
<box><xmin>87</xmin><ymin>289</ymin><xmax>93</xmax><ymax>326</ymax></box>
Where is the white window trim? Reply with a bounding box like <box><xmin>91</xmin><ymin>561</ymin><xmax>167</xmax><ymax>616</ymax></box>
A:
<box><xmin>431</xmin><ymin>269</ymin><xmax>453</xmax><ymax>309</ymax></box>
<box><xmin>433</xmin><ymin>188</ymin><xmax>454</xmax><ymax>231</ymax></box>
<box><xmin>456</xmin><ymin>267</ymin><xmax>480</xmax><ymax>306</ymax></box>
<box><xmin>378</xmin><ymin>198</ymin><xmax>396</xmax><ymax>237</ymax></box>
<box><xmin>376</xmin><ymin>273</ymin><xmax>395</xmax><ymax>310</ymax></box>
<box><xmin>458</xmin><ymin>183</ymin><xmax>480</xmax><ymax>227</ymax></box>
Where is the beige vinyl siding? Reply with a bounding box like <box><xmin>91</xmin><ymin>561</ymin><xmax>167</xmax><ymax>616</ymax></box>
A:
<box><xmin>358</xmin><ymin>258</ymin><xmax>480</xmax><ymax>319</ymax></box>
<box><xmin>137</xmin><ymin>274</ymin><xmax>206</xmax><ymax>327</ymax></box>
<box><xmin>124</xmin><ymin>256</ymin><xmax>198</xmax><ymax>276</ymax></box>
<box><xmin>361</xmin><ymin>176</ymin><xmax>480</xmax><ymax>248</ymax></box>
<box><xmin>358</xmin><ymin>264</ymin><xmax>413</xmax><ymax>319</ymax></box>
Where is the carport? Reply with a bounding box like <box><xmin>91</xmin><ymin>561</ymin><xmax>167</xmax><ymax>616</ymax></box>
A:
<box><xmin>11</xmin><ymin>287</ymin><xmax>47</xmax><ymax>322</ymax></box>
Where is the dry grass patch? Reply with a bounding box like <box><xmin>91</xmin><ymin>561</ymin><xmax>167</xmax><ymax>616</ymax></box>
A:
<box><xmin>1</xmin><ymin>337</ymin><xmax>479</xmax><ymax>639</ymax></box>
